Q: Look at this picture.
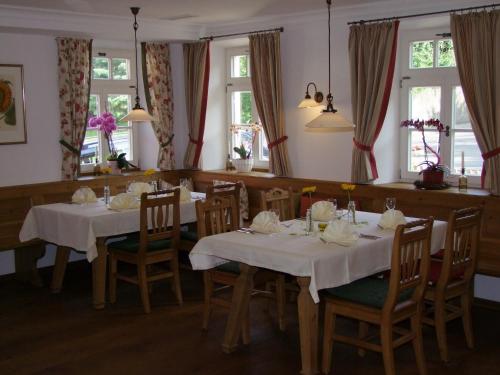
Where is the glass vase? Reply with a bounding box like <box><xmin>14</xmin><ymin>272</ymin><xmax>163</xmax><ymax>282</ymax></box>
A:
<box><xmin>347</xmin><ymin>201</ymin><xmax>356</xmax><ymax>224</ymax></box>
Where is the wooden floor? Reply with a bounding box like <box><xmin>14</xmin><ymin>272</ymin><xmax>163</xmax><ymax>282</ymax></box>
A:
<box><xmin>1</xmin><ymin>261</ymin><xmax>499</xmax><ymax>375</ymax></box>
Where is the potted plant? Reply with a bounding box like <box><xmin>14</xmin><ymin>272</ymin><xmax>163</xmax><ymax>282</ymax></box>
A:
<box><xmin>88</xmin><ymin>112</ymin><xmax>134</xmax><ymax>174</ymax></box>
<box><xmin>232</xmin><ymin>143</ymin><xmax>254</xmax><ymax>173</ymax></box>
<box><xmin>401</xmin><ymin>118</ymin><xmax>449</xmax><ymax>186</ymax></box>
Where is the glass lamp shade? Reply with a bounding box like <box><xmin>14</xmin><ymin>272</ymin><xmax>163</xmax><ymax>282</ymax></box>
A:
<box><xmin>305</xmin><ymin>110</ymin><xmax>355</xmax><ymax>129</ymax></box>
<box><xmin>298</xmin><ymin>98</ymin><xmax>322</xmax><ymax>108</ymax></box>
<box><xmin>120</xmin><ymin>108</ymin><xmax>154</xmax><ymax>122</ymax></box>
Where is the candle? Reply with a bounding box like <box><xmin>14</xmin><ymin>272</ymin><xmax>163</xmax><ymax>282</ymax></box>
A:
<box><xmin>461</xmin><ymin>151</ymin><xmax>465</xmax><ymax>171</ymax></box>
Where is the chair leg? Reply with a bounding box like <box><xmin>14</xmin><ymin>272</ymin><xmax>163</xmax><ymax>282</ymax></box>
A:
<box><xmin>276</xmin><ymin>274</ymin><xmax>286</xmax><ymax>331</ymax></box>
<box><xmin>202</xmin><ymin>271</ymin><xmax>213</xmax><ymax>330</ymax></box>
<box><xmin>411</xmin><ymin>313</ymin><xmax>428</xmax><ymax>375</ymax></box>
<box><xmin>109</xmin><ymin>253</ymin><xmax>117</xmax><ymax>304</ymax></box>
<box><xmin>434</xmin><ymin>298</ymin><xmax>449</xmax><ymax>362</ymax></box>
<box><xmin>321</xmin><ymin>302</ymin><xmax>336</xmax><ymax>374</ymax></box>
<box><xmin>358</xmin><ymin>321</ymin><xmax>369</xmax><ymax>357</ymax></box>
<box><xmin>171</xmin><ymin>255</ymin><xmax>183</xmax><ymax>306</ymax></box>
<box><xmin>381</xmin><ymin>324</ymin><xmax>396</xmax><ymax>375</ymax></box>
<box><xmin>137</xmin><ymin>263</ymin><xmax>151</xmax><ymax>314</ymax></box>
<box><xmin>461</xmin><ymin>289</ymin><xmax>474</xmax><ymax>349</ymax></box>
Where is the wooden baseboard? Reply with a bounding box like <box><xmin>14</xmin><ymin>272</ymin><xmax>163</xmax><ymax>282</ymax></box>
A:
<box><xmin>474</xmin><ymin>297</ymin><xmax>500</xmax><ymax>311</ymax></box>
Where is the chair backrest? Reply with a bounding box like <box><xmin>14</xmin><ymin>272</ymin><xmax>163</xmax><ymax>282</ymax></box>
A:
<box><xmin>260</xmin><ymin>187</ymin><xmax>295</xmax><ymax>221</ymax></box>
<box><xmin>139</xmin><ymin>189</ymin><xmax>180</xmax><ymax>256</ymax></box>
<box><xmin>384</xmin><ymin>218</ymin><xmax>434</xmax><ymax>314</ymax></box>
<box><xmin>196</xmin><ymin>195</ymin><xmax>239</xmax><ymax>239</ymax></box>
<box><xmin>439</xmin><ymin>207</ymin><xmax>482</xmax><ymax>288</ymax></box>
<box><xmin>206</xmin><ymin>182</ymin><xmax>241</xmax><ymax>226</ymax></box>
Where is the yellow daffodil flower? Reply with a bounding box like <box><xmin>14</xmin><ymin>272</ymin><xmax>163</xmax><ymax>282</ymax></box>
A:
<box><xmin>341</xmin><ymin>183</ymin><xmax>356</xmax><ymax>192</ymax></box>
<box><xmin>144</xmin><ymin>168</ymin><xmax>156</xmax><ymax>176</ymax></box>
<box><xmin>302</xmin><ymin>186</ymin><xmax>317</xmax><ymax>194</ymax></box>
<box><xmin>101</xmin><ymin>167</ymin><xmax>112</xmax><ymax>175</ymax></box>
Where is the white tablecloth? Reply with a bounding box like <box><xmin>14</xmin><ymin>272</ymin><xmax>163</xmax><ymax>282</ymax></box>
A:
<box><xmin>189</xmin><ymin>211</ymin><xmax>447</xmax><ymax>303</ymax></box>
<box><xmin>19</xmin><ymin>192</ymin><xmax>205</xmax><ymax>262</ymax></box>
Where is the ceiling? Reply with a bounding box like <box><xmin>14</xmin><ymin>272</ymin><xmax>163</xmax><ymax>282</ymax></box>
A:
<box><xmin>0</xmin><ymin>0</ymin><xmax>382</xmax><ymax>24</ymax></box>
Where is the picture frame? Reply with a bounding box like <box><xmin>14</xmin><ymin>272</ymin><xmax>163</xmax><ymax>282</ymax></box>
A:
<box><xmin>0</xmin><ymin>64</ymin><xmax>27</xmax><ymax>145</ymax></box>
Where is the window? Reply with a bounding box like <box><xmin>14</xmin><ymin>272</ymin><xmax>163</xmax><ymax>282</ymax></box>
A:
<box><xmin>80</xmin><ymin>49</ymin><xmax>137</xmax><ymax>171</ymax></box>
<box><xmin>400</xmin><ymin>32</ymin><xmax>481</xmax><ymax>184</ymax></box>
<box><xmin>226</xmin><ymin>47</ymin><xmax>268</xmax><ymax>167</ymax></box>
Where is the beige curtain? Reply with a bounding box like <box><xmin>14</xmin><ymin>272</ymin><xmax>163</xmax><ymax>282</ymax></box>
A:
<box><xmin>249</xmin><ymin>32</ymin><xmax>291</xmax><ymax>177</ymax></box>
<box><xmin>142</xmin><ymin>42</ymin><xmax>175</xmax><ymax>170</ymax></box>
<box><xmin>451</xmin><ymin>10</ymin><xmax>500</xmax><ymax>196</ymax></box>
<box><xmin>183</xmin><ymin>41</ymin><xmax>210</xmax><ymax>169</ymax></box>
<box><xmin>57</xmin><ymin>38</ymin><xmax>92</xmax><ymax>180</ymax></box>
<box><xmin>349</xmin><ymin>21</ymin><xmax>399</xmax><ymax>183</ymax></box>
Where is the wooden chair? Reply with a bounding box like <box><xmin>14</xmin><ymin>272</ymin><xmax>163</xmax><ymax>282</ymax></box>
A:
<box><xmin>260</xmin><ymin>187</ymin><xmax>295</xmax><ymax>331</ymax></box>
<box><xmin>423</xmin><ymin>207</ymin><xmax>482</xmax><ymax>362</ymax></box>
<box><xmin>108</xmin><ymin>189</ymin><xmax>183</xmax><ymax>314</ymax></box>
<box><xmin>196</xmin><ymin>195</ymin><xmax>252</xmax><ymax>343</ymax></box>
<box><xmin>322</xmin><ymin>218</ymin><xmax>434</xmax><ymax>375</ymax></box>
<box><xmin>179</xmin><ymin>182</ymin><xmax>242</xmax><ymax>253</ymax></box>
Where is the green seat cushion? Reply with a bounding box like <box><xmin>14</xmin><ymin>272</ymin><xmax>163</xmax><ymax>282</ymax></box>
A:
<box><xmin>216</xmin><ymin>261</ymin><xmax>240</xmax><ymax>274</ymax></box>
<box><xmin>325</xmin><ymin>277</ymin><xmax>413</xmax><ymax>309</ymax></box>
<box><xmin>108</xmin><ymin>233</ymin><xmax>172</xmax><ymax>253</ymax></box>
<box><xmin>180</xmin><ymin>230</ymin><xmax>198</xmax><ymax>242</ymax></box>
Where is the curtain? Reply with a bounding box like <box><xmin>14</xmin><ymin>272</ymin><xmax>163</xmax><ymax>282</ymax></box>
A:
<box><xmin>183</xmin><ymin>41</ymin><xmax>210</xmax><ymax>169</ymax></box>
<box><xmin>57</xmin><ymin>37</ymin><xmax>92</xmax><ymax>180</ymax></box>
<box><xmin>349</xmin><ymin>21</ymin><xmax>399</xmax><ymax>183</ymax></box>
<box><xmin>249</xmin><ymin>32</ymin><xmax>291</xmax><ymax>177</ymax></box>
<box><xmin>142</xmin><ymin>42</ymin><xmax>175</xmax><ymax>170</ymax></box>
<box><xmin>451</xmin><ymin>10</ymin><xmax>500</xmax><ymax>196</ymax></box>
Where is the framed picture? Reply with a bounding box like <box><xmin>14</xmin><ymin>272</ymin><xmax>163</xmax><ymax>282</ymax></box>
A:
<box><xmin>0</xmin><ymin>64</ymin><xmax>27</xmax><ymax>145</ymax></box>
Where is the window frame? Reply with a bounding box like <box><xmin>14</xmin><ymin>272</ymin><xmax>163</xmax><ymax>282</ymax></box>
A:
<box><xmin>80</xmin><ymin>48</ymin><xmax>138</xmax><ymax>173</ymax></box>
<box><xmin>225</xmin><ymin>46</ymin><xmax>269</xmax><ymax>168</ymax></box>
<box><xmin>399</xmin><ymin>29</ymin><xmax>480</xmax><ymax>187</ymax></box>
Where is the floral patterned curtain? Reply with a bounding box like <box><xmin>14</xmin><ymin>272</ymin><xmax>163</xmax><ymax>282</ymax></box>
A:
<box><xmin>141</xmin><ymin>42</ymin><xmax>175</xmax><ymax>170</ymax></box>
<box><xmin>57</xmin><ymin>37</ymin><xmax>92</xmax><ymax>180</ymax></box>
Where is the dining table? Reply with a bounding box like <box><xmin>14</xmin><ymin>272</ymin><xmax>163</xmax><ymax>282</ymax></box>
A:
<box><xmin>189</xmin><ymin>210</ymin><xmax>447</xmax><ymax>375</ymax></box>
<box><xmin>19</xmin><ymin>191</ymin><xmax>205</xmax><ymax>309</ymax></box>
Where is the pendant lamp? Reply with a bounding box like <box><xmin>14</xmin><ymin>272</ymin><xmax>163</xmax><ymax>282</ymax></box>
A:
<box><xmin>305</xmin><ymin>0</ymin><xmax>354</xmax><ymax>130</ymax></box>
<box><xmin>120</xmin><ymin>7</ymin><xmax>154</xmax><ymax>122</ymax></box>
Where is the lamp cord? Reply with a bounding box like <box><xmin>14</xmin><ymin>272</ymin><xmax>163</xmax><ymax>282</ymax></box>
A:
<box><xmin>328</xmin><ymin>0</ymin><xmax>331</xmax><ymax>96</ymax></box>
<box><xmin>133</xmin><ymin>13</ymin><xmax>140</xmax><ymax>108</ymax></box>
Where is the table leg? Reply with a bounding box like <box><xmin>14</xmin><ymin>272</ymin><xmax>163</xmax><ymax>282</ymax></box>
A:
<box><xmin>92</xmin><ymin>238</ymin><xmax>108</xmax><ymax>309</ymax></box>
<box><xmin>222</xmin><ymin>263</ymin><xmax>257</xmax><ymax>353</ymax></box>
<box><xmin>50</xmin><ymin>246</ymin><xmax>71</xmax><ymax>293</ymax></box>
<box><xmin>297</xmin><ymin>276</ymin><xmax>319</xmax><ymax>375</ymax></box>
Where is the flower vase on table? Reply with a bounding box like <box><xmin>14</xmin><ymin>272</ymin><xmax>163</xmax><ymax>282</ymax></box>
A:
<box><xmin>347</xmin><ymin>201</ymin><xmax>356</xmax><ymax>225</ymax></box>
<box><xmin>101</xmin><ymin>166</ymin><xmax>112</xmax><ymax>204</ymax></box>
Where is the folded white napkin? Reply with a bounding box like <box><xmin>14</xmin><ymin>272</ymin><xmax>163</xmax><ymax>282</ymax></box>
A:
<box><xmin>321</xmin><ymin>220</ymin><xmax>359</xmax><ymax>246</ymax></box>
<box><xmin>311</xmin><ymin>201</ymin><xmax>335</xmax><ymax>221</ymax></box>
<box><xmin>72</xmin><ymin>187</ymin><xmax>97</xmax><ymax>204</ymax></box>
<box><xmin>109</xmin><ymin>193</ymin><xmax>140</xmax><ymax>210</ymax></box>
<box><xmin>378</xmin><ymin>209</ymin><xmax>407</xmax><ymax>230</ymax></box>
<box><xmin>250</xmin><ymin>211</ymin><xmax>282</xmax><ymax>234</ymax></box>
<box><xmin>127</xmin><ymin>182</ymin><xmax>153</xmax><ymax>197</ymax></box>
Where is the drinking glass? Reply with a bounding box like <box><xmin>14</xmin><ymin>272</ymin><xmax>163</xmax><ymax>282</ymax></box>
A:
<box><xmin>269</xmin><ymin>208</ymin><xmax>281</xmax><ymax>222</ymax></box>
<box><xmin>126</xmin><ymin>180</ymin><xmax>136</xmax><ymax>193</ymax></box>
<box><xmin>385</xmin><ymin>197</ymin><xmax>396</xmax><ymax>211</ymax></box>
<box><xmin>328</xmin><ymin>198</ymin><xmax>337</xmax><ymax>220</ymax></box>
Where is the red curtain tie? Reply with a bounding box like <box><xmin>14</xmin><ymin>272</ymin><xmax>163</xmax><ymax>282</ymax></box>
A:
<box><xmin>268</xmin><ymin>135</ymin><xmax>288</xmax><ymax>149</ymax></box>
<box><xmin>353</xmin><ymin>138</ymin><xmax>372</xmax><ymax>152</ymax></box>
<box><xmin>480</xmin><ymin>147</ymin><xmax>500</xmax><ymax>188</ymax></box>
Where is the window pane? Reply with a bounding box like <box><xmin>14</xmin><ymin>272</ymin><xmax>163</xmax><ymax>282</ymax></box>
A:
<box><xmin>112</xmin><ymin>58</ymin><xmax>129</xmax><ymax>80</ymax></box>
<box><xmin>92</xmin><ymin>57</ymin><xmax>109</xmax><ymax>79</ymax></box>
<box><xmin>409</xmin><ymin>130</ymin><xmax>440</xmax><ymax>172</ymax></box>
<box><xmin>410</xmin><ymin>40</ymin><xmax>434</xmax><ymax>69</ymax></box>
<box><xmin>81</xmin><ymin>95</ymin><xmax>100</xmax><ymax>165</ymax></box>
<box><xmin>231</xmin><ymin>127</ymin><xmax>253</xmax><ymax>159</ymax></box>
<box><xmin>452</xmin><ymin>133</ymin><xmax>482</xmax><ymax>176</ymax></box>
<box><xmin>107</xmin><ymin>95</ymin><xmax>131</xmax><ymax>127</ymax></box>
<box><xmin>231</xmin><ymin>55</ymin><xmax>250</xmax><ymax>78</ymax></box>
<box><xmin>452</xmin><ymin>86</ymin><xmax>472</xmax><ymax>130</ymax></box>
<box><xmin>437</xmin><ymin>39</ymin><xmax>456</xmax><ymax>67</ymax></box>
<box><xmin>260</xmin><ymin>131</ymin><xmax>269</xmax><ymax>161</ymax></box>
<box><xmin>231</xmin><ymin>91</ymin><xmax>252</xmax><ymax>124</ymax></box>
<box><xmin>409</xmin><ymin>86</ymin><xmax>441</xmax><ymax>119</ymax></box>
<box><xmin>113</xmin><ymin>128</ymin><xmax>132</xmax><ymax>160</ymax></box>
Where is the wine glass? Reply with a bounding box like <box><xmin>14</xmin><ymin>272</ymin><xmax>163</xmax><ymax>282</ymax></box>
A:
<box><xmin>269</xmin><ymin>208</ymin><xmax>281</xmax><ymax>222</ymax></box>
<box><xmin>385</xmin><ymin>197</ymin><xmax>396</xmax><ymax>211</ymax></box>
